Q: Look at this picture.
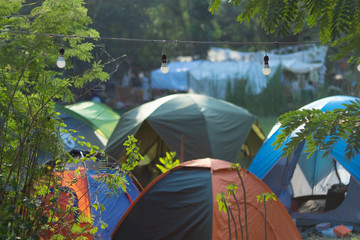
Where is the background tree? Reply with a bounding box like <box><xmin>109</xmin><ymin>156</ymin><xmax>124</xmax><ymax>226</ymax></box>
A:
<box><xmin>208</xmin><ymin>0</ymin><xmax>360</xmax><ymax>158</ymax></box>
<box><xmin>84</xmin><ymin>0</ymin><xmax>282</xmax><ymax>85</ymax></box>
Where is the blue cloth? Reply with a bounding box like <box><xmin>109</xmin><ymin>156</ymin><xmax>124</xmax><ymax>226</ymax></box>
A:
<box><xmin>87</xmin><ymin>169</ymin><xmax>140</xmax><ymax>240</ymax></box>
<box><xmin>151</xmin><ymin>61</ymin><xmax>203</xmax><ymax>91</ymax></box>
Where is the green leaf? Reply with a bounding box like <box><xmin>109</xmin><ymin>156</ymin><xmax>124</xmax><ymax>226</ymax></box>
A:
<box><xmin>100</xmin><ymin>221</ymin><xmax>108</xmax><ymax>229</ymax></box>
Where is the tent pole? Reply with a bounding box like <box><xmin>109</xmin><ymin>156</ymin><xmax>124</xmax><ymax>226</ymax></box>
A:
<box><xmin>180</xmin><ymin>135</ymin><xmax>184</xmax><ymax>163</ymax></box>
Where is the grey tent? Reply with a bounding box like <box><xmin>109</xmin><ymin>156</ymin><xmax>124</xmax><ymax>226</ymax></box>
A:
<box><xmin>106</xmin><ymin>93</ymin><xmax>265</xmax><ymax>185</ymax></box>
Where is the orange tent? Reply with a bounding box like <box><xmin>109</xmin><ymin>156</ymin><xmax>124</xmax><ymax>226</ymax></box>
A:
<box><xmin>112</xmin><ymin>158</ymin><xmax>301</xmax><ymax>240</ymax></box>
<box><xmin>40</xmin><ymin>151</ymin><xmax>140</xmax><ymax>240</ymax></box>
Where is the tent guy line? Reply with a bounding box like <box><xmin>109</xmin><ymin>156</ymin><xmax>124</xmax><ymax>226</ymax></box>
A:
<box><xmin>3</xmin><ymin>30</ymin><xmax>322</xmax><ymax>46</ymax></box>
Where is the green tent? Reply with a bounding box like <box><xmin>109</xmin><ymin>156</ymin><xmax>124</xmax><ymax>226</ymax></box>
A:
<box><xmin>106</xmin><ymin>93</ymin><xmax>265</xmax><ymax>185</ymax></box>
<box><xmin>56</xmin><ymin>101</ymin><xmax>120</xmax><ymax>150</ymax></box>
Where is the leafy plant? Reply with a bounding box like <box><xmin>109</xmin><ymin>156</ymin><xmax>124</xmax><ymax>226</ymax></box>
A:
<box><xmin>0</xmin><ymin>0</ymin><xmax>129</xmax><ymax>238</ymax></box>
<box><xmin>156</xmin><ymin>151</ymin><xmax>180</xmax><ymax>173</ymax></box>
<box><xmin>256</xmin><ymin>192</ymin><xmax>277</xmax><ymax>240</ymax></box>
<box><xmin>209</xmin><ymin>0</ymin><xmax>360</xmax><ymax>168</ymax></box>
<box><xmin>227</xmin><ymin>184</ymin><xmax>243</xmax><ymax>240</ymax></box>
<box><xmin>217</xmin><ymin>192</ymin><xmax>236</xmax><ymax>240</ymax></box>
<box><xmin>209</xmin><ymin>0</ymin><xmax>360</xmax><ymax>65</ymax></box>
<box><xmin>231</xmin><ymin>163</ymin><xmax>249</xmax><ymax>240</ymax></box>
<box><xmin>274</xmin><ymin>99</ymin><xmax>360</xmax><ymax>160</ymax></box>
<box><xmin>216</xmin><ymin>164</ymin><xmax>249</xmax><ymax>240</ymax></box>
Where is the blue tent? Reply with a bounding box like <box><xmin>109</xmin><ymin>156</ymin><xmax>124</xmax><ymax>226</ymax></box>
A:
<box><xmin>249</xmin><ymin>95</ymin><xmax>360</xmax><ymax>229</ymax></box>
<box><xmin>42</xmin><ymin>150</ymin><xmax>141</xmax><ymax>239</ymax></box>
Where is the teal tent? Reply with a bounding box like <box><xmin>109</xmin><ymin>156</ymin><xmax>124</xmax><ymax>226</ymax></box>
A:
<box><xmin>56</xmin><ymin>101</ymin><xmax>120</xmax><ymax>150</ymax></box>
<box><xmin>106</xmin><ymin>93</ymin><xmax>265</xmax><ymax>185</ymax></box>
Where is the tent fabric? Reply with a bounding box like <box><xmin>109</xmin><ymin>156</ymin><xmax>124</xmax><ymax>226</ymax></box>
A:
<box><xmin>249</xmin><ymin>95</ymin><xmax>360</xmax><ymax>181</ymax></box>
<box><xmin>248</xmin><ymin>95</ymin><xmax>360</xmax><ymax>229</ymax></box>
<box><xmin>59</xmin><ymin>101</ymin><xmax>120</xmax><ymax>139</ymax></box>
<box><xmin>42</xmin><ymin>152</ymin><xmax>140</xmax><ymax>240</ymax></box>
<box><xmin>151</xmin><ymin>46</ymin><xmax>327</xmax><ymax>98</ymax></box>
<box><xmin>112</xmin><ymin>158</ymin><xmax>301</xmax><ymax>240</ymax></box>
<box><xmin>59</xmin><ymin>114</ymin><xmax>108</xmax><ymax>150</ymax></box>
<box><xmin>291</xmin><ymin>177</ymin><xmax>360</xmax><ymax>228</ymax></box>
<box><xmin>106</xmin><ymin>93</ymin><xmax>264</xmax><ymax>165</ymax></box>
<box><xmin>56</xmin><ymin>101</ymin><xmax>120</xmax><ymax>150</ymax></box>
<box><xmin>151</xmin><ymin>60</ymin><xmax>203</xmax><ymax>91</ymax></box>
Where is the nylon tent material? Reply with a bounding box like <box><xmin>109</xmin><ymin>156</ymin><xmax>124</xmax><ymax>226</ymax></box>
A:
<box><xmin>41</xmin><ymin>150</ymin><xmax>140</xmax><ymax>240</ymax></box>
<box><xmin>112</xmin><ymin>158</ymin><xmax>301</xmax><ymax>240</ymax></box>
<box><xmin>56</xmin><ymin>101</ymin><xmax>120</xmax><ymax>150</ymax></box>
<box><xmin>151</xmin><ymin>46</ymin><xmax>327</xmax><ymax>98</ymax></box>
<box><xmin>106</xmin><ymin>93</ymin><xmax>265</xmax><ymax>185</ymax></box>
<box><xmin>249</xmin><ymin>95</ymin><xmax>360</xmax><ymax>229</ymax></box>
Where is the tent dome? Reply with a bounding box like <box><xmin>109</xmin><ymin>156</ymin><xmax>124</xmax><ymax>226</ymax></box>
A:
<box><xmin>112</xmin><ymin>158</ymin><xmax>301</xmax><ymax>240</ymax></box>
<box><xmin>249</xmin><ymin>95</ymin><xmax>360</xmax><ymax>230</ymax></box>
<box><xmin>106</xmin><ymin>93</ymin><xmax>265</xmax><ymax>185</ymax></box>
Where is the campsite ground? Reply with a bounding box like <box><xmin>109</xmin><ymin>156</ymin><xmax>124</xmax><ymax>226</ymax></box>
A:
<box><xmin>304</xmin><ymin>233</ymin><xmax>360</xmax><ymax>239</ymax></box>
<box><xmin>298</xmin><ymin>225</ymin><xmax>360</xmax><ymax>239</ymax></box>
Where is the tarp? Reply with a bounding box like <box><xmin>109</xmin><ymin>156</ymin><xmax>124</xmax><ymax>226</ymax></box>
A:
<box><xmin>248</xmin><ymin>95</ymin><xmax>360</xmax><ymax>229</ymax></box>
<box><xmin>151</xmin><ymin>46</ymin><xmax>327</xmax><ymax>98</ymax></box>
<box><xmin>41</xmin><ymin>150</ymin><xmax>140</xmax><ymax>239</ymax></box>
<box><xmin>151</xmin><ymin>60</ymin><xmax>274</xmax><ymax>98</ymax></box>
<box><xmin>56</xmin><ymin>101</ymin><xmax>120</xmax><ymax>150</ymax></box>
<box><xmin>112</xmin><ymin>158</ymin><xmax>301</xmax><ymax>240</ymax></box>
<box><xmin>151</xmin><ymin>60</ymin><xmax>203</xmax><ymax>91</ymax></box>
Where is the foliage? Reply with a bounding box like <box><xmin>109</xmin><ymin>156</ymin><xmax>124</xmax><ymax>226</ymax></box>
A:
<box><xmin>225</xmin><ymin>65</ymin><xmax>288</xmax><ymax>117</ymax></box>
<box><xmin>216</xmin><ymin>163</ymin><xmax>249</xmax><ymax>240</ymax></box>
<box><xmin>209</xmin><ymin>0</ymin><xmax>360</xmax><ymax>65</ymax></box>
<box><xmin>156</xmin><ymin>151</ymin><xmax>180</xmax><ymax>173</ymax></box>
<box><xmin>0</xmin><ymin>0</ymin><xmax>138</xmax><ymax>238</ymax></box>
<box><xmin>122</xmin><ymin>135</ymin><xmax>143</xmax><ymax>171</ymax></box>
<box><xmin>84</xmin><ymin>0</ymin><xmax>278</xmax><ymax>84</ymax></box>
<box><xmin>210</xmin><ymin>0</ymin><xmax>360</xmax><ymax>161</ymax></box>
<box><xmin>274</xmin><ymin>99</ymin><xmax>360</xmax><ymax>160</ymax></box>
<box><xmin>217</xmin><ymin>192</ymin><xmax>235</xmax><ymax>239</ymax></box>
<box><xmin>256</xmin><ymin>192</ymin><xmax>277</xmax><ymax>240</ymax></box>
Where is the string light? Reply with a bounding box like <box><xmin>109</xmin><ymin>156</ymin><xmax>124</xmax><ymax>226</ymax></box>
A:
<box><xmin>262</xmin><ymin>54</ymin><xmax>271</xmax><ymax>76</ymax></box>
<box><xmin>3</xmin><ymin>30</ymin><xmax>322</xmax><ymax>46</ymax></box>
<box><xmin>357</xmin><ymin>64</ymin><xmax>360</xmax><ymax>72</ymax></box>
<box><xmin>4</xmin><ymin>30</ymin><xmax>332</xmax><ymax>74</ymax></box>
<box><xmin>160</xmin><ymin>53</ymin><xmax>169</xmax><ymax>74</ymax></box>
<box><xmin>56</xmin><ymin>47</ymin><xmax>66</xmax><ymax>68</ymax></box>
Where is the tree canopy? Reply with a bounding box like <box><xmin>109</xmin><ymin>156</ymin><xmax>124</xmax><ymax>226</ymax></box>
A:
<box><xmin>209</xmin><ymin>0</ymin><xmax>360</xmax><ymax>65</ymax></box>
<box><xmin>0</xmin><ymin>0</ymin><xmax>130</xmax><ymax>238</ymax></box>
<box><xmin>208</xmin><ymin>0</ymin><xmax>360</xmax><ymax>159</ymax></box>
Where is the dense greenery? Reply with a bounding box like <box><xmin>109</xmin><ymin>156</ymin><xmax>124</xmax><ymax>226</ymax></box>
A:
<box><xmin>209</xmin><ymin>0</ymin><xmax>360</xmax><ymax>158</ymax></box>
<box><xmin>84</xmin><ymin>0</ymin><xmax>287</xmax><ymax>79</ymax></box>
<box><xmin>0</xmin><ymin>0</ymin><xmax>139</xmax><ymax>238</ymax></box>
<box><xmin>209</xmin><ymin>0</ymin><xmax>360</xmax><ymax>66</ymax></box>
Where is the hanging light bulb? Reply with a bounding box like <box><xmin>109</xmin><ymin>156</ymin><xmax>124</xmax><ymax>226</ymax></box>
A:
<box><xmin>262</xmin><ymin>54</ymin><xmax>271</xmax><ymax>75</ymax></box>
<box><xmin>160</xmin><ymin>53</ymin><xmax>169</xmax><ymax>74</ymax></box>
<box><xmin>357</xmin><ymin>63</ymin><xmax>360</xmax><ymax>72</ymax></box>
<box><xmin>56</xmin><ymin>47</ymin><xmax>66</xmax><ymax>68</ymax></box>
